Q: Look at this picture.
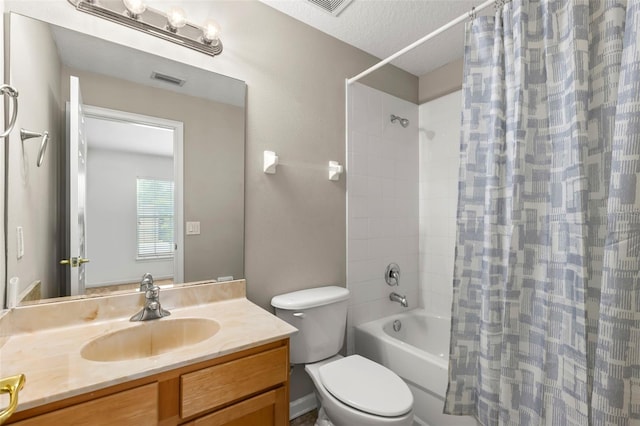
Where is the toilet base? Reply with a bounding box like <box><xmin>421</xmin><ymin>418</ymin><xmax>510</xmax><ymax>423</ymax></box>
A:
<box><xmin>305</xmin><ymin>356</ymin><xmax>414</xmax><ymax>426</ymax></box>
<box><xmin>314</xmin><ymin>407</ymin><xmax>334</xmax><ymax>426</ymax></box>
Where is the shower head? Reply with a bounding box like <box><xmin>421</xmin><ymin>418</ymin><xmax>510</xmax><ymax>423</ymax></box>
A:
<box><xmin>390</xmin><ymin>114</ymin><xmax>410</xmax><ymax>128</ymax></box>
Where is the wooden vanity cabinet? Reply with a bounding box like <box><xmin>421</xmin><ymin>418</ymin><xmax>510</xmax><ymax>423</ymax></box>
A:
<box><xmin>7</xmin><ymin>339</ymin><xmax>290</xmax><ymax>426</ymax></box>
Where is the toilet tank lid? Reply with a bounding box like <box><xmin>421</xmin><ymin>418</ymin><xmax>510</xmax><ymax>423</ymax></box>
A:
<box><xmin>271</xmin><ymin>286</ymin><xmax>349</xmax><ymax>310</ymax></box>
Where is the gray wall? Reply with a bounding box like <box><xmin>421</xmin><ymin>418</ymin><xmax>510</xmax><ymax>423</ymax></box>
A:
<box><xmin>61</xmin><ymin>67</ymin><xmax>246</xmax><ymax>284</ymax></box>
<box><xmin>418</xmin><ymin>57</ymin><xmax>463</xmax><ymax>104</ymax></box>
<box><xmin>6</xmin><ymin>13</ymin><xmax>63</xmax><ymax>300</ymax></box>
<box><xmin>223</xmin><ymin>1</ymin><xmax>418</xmax><ymax>313</ymax></box>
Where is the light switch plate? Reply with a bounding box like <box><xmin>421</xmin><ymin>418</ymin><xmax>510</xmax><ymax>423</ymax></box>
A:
<box><xmin>186</xmin><ymin>221</ymin><xmax>201</xmax><ymax>235</ymax></box>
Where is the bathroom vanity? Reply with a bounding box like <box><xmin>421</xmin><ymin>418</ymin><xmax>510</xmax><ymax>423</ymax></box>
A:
<box><xmin>0</xmin><ymin>280</ymin><xmax>296</xmax><ymax>425</ymax></box>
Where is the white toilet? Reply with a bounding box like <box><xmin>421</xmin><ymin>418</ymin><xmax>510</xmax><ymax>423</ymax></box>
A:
<box><xmin>271</xmin><ymin>286</ymin><xmax>414</xmax><ymax>426</ymax></box>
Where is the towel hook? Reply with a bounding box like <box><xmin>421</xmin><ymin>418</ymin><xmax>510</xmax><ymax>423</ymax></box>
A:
<box><xmin>20</xmin><ymin>129</ymin><xmax>50</xmax><ymax>167</ymax></box>
<box><xmin>0</xmin><ymin>85</ymin><xmax>19</xmax><ymax>138</ymax></box>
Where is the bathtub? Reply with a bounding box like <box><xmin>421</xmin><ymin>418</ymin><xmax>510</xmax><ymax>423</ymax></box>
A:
<box><xmin>354</xmin><ymin>309</ymin><xmax>478</xmax><ymax>426</ymax></box>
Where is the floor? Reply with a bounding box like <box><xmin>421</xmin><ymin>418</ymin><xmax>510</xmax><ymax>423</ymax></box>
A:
<box><xmin>290</xmin><ymin>409</ymin><xmax>318</xmax><ymax>426</ymax></box>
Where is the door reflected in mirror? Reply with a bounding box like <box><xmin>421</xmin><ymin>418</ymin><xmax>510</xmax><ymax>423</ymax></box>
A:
<box><xmin>5</xmin><ymin>13</ymin><xmax>246</xmax><ymax>307</ymax></box>
<box><xmin>77</xmin><ymin>102</ymin><xmax>184</xmax><ymax>296</ymax></box>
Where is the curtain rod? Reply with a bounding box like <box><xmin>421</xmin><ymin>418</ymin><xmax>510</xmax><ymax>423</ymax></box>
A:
<box><xmin>347</xmin><ymin>0</ymin><xmax>496</xmax><ymax>85</ymax></box>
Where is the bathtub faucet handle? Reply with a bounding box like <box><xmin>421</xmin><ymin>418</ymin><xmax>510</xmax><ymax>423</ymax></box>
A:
<box><xmin>385</xmin><ymin>263</ymin><xmax>401</xmax><ymax>286</ymax></box>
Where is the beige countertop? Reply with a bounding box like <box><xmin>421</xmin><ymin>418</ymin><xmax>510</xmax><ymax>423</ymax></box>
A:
<box><xmin>0</xmin><ymin>280</ymin><xmax>297</xmax><ymax>412</ymax></box>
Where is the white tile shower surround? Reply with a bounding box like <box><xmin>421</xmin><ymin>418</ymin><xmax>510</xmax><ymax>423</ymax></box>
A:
<box><xmin>418</xmin><ymin>90</ymin><xmax>462</xmax><ymax>318</ymax></box>
<box><xmin>346</xmin><ymin>82</ymin><xmax>419</xmax><ymax>354</ymax></box>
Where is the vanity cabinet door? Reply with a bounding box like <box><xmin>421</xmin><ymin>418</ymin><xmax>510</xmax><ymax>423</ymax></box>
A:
<box><xmin>180</xmin><ymin>346</ymin><xmax>287</xmax><ymax>419</ymax></box>
<box><xmin>10</xmin><ymin>383</ymin><xmax>158</xmax><ymax>425</ymax></box>
<box><xmin>184</xmin><ymin>387</ymin><xmax>287</xmax><ymax>426</ymax></box>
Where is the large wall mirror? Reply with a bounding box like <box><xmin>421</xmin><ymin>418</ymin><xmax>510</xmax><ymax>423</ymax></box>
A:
<box><xmin>5</xmin><ymin>13</ymin><xmax>246</xmax><ymax>307</ymax></box>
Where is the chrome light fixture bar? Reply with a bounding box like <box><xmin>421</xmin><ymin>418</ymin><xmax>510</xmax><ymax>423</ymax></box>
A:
<box><xmin>67</xmin><ymin>0</ymin><xmax>223</xmax><ymax>57</ymax></box>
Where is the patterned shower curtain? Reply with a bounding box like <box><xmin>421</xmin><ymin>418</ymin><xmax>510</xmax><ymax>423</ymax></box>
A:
<box><xmin>444</xmin><ymin>1</ymin><xmax>640</xmax><ymax>425</ymax></box>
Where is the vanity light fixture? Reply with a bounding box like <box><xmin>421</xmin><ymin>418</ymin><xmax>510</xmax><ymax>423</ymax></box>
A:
<box><xmin>67</xmin><ymin>0</ymin><xmax>223</xmax><ymax>57</ymax></box>
<box><xmin>166</xmin><ymin>6</ymin><xmax>188</xmax><ymax>32</ymax></box>
<box><xmin>122</xmin><ymin>0</ymin><xmax>146</xmax><ymax>18</ymax></box>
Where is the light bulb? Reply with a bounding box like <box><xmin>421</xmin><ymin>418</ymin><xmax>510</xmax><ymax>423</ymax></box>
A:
<box><xmin>166</xmin><ymin>6</ymin><xmax>187</xmax><ymax>32</ymax></box>
<box><xmin>202</xmin><ymin>19</ymin><xmax>221</xmax><ymax>45</ymax></box>
<box><xmin>123</xmin><ymin>0</ymin><xmax>146</xmax><ymax>17</ymax></box>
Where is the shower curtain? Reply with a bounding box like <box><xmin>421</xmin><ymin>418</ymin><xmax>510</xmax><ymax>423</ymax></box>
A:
<box><xmin>444</xmin><ymin>1</ymin><xmax>640</xmax><ymax>425</ymax></box>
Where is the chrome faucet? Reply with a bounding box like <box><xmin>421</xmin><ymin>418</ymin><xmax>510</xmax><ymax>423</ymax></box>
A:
<box><xmin>389</xmin><ymin>292</ymin><xmax>408</xmax><ymax>308</ymax></box>
<box><xmin>130</xmin><ymin>273</ymin><xmax>171</xmax><ymax>321</ymax></box>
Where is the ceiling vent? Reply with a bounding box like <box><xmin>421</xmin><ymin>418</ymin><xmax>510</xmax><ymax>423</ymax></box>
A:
<box><xmin>306</xmin><ymin>0</ymin><xmax>354</xmax><ymax>16</ymax></box>
<box><xmin>150</xmin><ymin>71</ymin><xmax>186</xmax><ymax>87</ymax></box>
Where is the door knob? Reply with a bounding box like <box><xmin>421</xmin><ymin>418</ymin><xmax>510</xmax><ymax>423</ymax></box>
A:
<box><xmin>59</xmin><ymin>257</ymin><xmax>90</xmax><ymax>267</ymax></box>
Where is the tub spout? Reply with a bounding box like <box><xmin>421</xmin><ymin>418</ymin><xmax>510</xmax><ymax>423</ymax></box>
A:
<box><xmin>389</xmin><ymin>292</ymin><xmax>408</xmax><ymax>308</ymax></box>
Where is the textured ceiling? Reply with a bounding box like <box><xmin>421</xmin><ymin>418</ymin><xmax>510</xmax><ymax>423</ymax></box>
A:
<box><xmin>258</xmin><ymin>0</ymin><xmax>482</xmax><ymax>77</ymax></box>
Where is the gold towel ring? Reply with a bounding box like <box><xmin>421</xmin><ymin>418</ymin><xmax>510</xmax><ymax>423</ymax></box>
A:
<box><xmin>0</xmin><ymin>85</ymin><xmax>19</xmax><ymax>139</ymax></box>
<box><xmin>0</xmin><ymin>374</ymin><xmax>26</xmax><ymax>424</ymax></box>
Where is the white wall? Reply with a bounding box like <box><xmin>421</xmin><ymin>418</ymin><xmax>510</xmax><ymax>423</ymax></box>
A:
<box><xmin>346</xmin><ymin>82</ymin><xmax>419</xmax><ymax>353</ymax></box>
<box><xmin>418</xmin><ymin>90</ymin><xmax>461</xmax><ymax>317</ymax></box>
<box><xmin>86</xmin><ymin>148</ymin><xmax>173</xmax><ymax>287</ymax></box>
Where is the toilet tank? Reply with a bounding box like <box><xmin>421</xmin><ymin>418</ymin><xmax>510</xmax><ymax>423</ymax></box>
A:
<box><xmin>271</xmin><ymin>286</ymin><xmax>350</xmax><ymax>364</ymax></box>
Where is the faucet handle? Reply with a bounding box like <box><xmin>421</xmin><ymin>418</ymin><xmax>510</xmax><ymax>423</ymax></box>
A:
<box><xmin>140</xmin><ymin>273</ymin><xmax>154</xmax><ymax>290</ymax></box>
<box><xmin>385</xmin><ymin>263</ymin><xmax>400</xmax><ymax>286</ymax></box>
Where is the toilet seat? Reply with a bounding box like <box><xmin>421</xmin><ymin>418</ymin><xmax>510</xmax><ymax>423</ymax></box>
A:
<box><xmin>318</xmin><ymin>355</ymin><xmax>413</xmax><ymax>417</ymax></box>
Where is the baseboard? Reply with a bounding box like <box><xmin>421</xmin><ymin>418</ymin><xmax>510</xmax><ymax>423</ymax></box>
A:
<box><xmin>290</xmin><ymin>393</ymin><xmax>317</xmax><ymax>420</ymax></box>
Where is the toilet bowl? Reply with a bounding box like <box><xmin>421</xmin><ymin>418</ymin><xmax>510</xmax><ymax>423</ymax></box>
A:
<box><xmin>306</xmin><ymin>355</ymin><xmax>414</xmax><ymax>426</ymax></box>
<box><xmin>271</xmin><ymin>286</ymin><xmax>414</xmax><ymax>426</ymax></box>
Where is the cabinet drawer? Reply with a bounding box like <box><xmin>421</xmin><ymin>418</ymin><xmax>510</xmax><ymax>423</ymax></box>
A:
<box><xmin>189</xmin><ymin>387</ymin><xmax>286</xmax><ymax>426</ymax></box>
<box><xmin>181</xmin><ymin>346</ymin><xmax>287</xmax><ymax>418</ymax></box>
<box><xmin>12</xmin><ymin>383</ymin><xmax>158</xmax><ymax>426</ymax></box>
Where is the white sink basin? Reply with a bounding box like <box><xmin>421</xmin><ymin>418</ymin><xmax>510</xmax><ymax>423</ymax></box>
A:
<box><xmin>81</xmin><ymin>318</ymin><xmax>220</xmax><ymax>362</ymax></box>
